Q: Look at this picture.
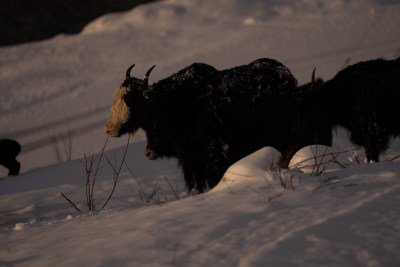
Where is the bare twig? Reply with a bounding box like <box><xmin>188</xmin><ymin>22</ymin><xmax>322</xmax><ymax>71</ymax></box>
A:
<box><xmin>290</xmin><ymin>148</ymin><xmax>361</xmax><ymax>176</ymax></box>
<box><xmin>60</xmin><ymin>193</ymin><xmax>81</xmax><ymax>212</ymax></box>
<box><xmin>223</xmin><ymin>179</ymin><xmax>234</xmax><ymax>193</ymax></box>
<box><xmin>61</xmin><ymin>136</ymin><xmax>131</xmax><ymax>212</ymax></box>
<box><xmin>50</xmin><ymin>129</ymin><xmax>73</xmax><ymax>162</ymax></box>
<box><xmin>313</xmin><ymin>176</ymin><xmax>339</xmax><ymax>192</ymax></box>
<box><xmin>164</xmin><ymin>176</ymin><xmax>180</xmax><ymax>200</ymax></box>
<box><xmin>101</xmin><ymin>135</ymin><xmax>130</xmax><ymax>210</ymax></box>
<box><xmin>81</xmin><ymin>153</ymin><xmax>96</xmax><ymax>210</ymax></box>
<box><xmin>88</xmin><ymin>137</ymin><xmax>109</xmax><ymax>210</ymax></box>
<box><xmin>344</xmin><ymin>183</ymin><xmax>358</xmax><ymax>188</ymax></box>
<box><xmin>310</xmin><ymin>145</ymin><xmax>329</xmax><ymax>176</ymax></box>
<box><xmin>64</xmin><ymin>129</ymin><xmax>73</xmax><ymax>161</ymax></box>
<box><xmin>50</xmin><ymin>135</ymin><xmax>63</xmax><ymax>162</ymax></box>
<box><xmin>388</xmin><ymin>154</ymin><xmax>400</xmax><ymax>162</ymax></box>
<box><xmin>268</xmin><ymin>193</ymin><xmax>282</xmax><ymax>205</ymax></box>
<box><xmin>126</xmin><ymin>164</ymin><xmax>161</xmax><ymax>205</ymax></box>
<box><xmin>290</xmin><ymin>148</ymin><xmax>359</xmax><ymax>169</ymax></box>
<box><xmin>246</xmin><ymin>185</ymin><xmax>260</xmax><ymax>193</ymax></box>
<box><xmin>276</xmin><ymin>169</ymin><xmax>300</xmax><ymax>190</ymax></box>
<box><xmin>147</xmin><ymin>181</ymin><xmax>161</xmax><ymax>204</ymax></box>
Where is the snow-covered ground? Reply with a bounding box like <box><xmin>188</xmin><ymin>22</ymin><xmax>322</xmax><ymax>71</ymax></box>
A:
<box><xmin>1</xmin><ymin>0</ymin><xmax>400</xmax><ymax>266</ymax></box>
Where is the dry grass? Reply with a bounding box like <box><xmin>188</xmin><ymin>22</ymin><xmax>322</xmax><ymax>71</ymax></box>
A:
<box><xmin>60</xmin><ymin>135</ymin><xmax>130</xmax><ymax>212</ymax></box>
<box><xmin>50</xmin><ymin>129</ymin><xmax>73</xmax><ymax>163</ymax></box>
<box><xmin>125</xmin><ymin>164</ymin><xmax>181</xmax><ymax>206</ymax></box>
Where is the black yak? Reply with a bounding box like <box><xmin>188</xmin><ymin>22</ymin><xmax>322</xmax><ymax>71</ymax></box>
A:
<box><xmin>105</xmin><ymin>58</ymin><xmax>299</xmax><ymax>192</ymax></box>
<box><xmin>0</xmin><ymin>139</ymin><xmax>21</xmax><ymax>176</ymax></box>
<box><xmin>300</xmin><ymin>57</ymin><xmax>400</xmax><ymax>162</ymax></box>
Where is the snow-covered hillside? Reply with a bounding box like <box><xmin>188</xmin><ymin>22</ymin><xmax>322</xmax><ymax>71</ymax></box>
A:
<box><xmin>1</xmin><ymin>143</ymin><xmax>400</xmax><ymax>266</ymax></box>
<box><xmin>1</xmin><ymin>0</ymin><xmax>400</xmax><ymax>266</ymax></box>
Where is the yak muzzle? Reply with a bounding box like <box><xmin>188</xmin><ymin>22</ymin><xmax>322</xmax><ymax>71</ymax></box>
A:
<box><xmin>104</xmin><ymin>126</ymin><xmax>120</xmax><ymax>137</ymax></box>
<box><xmin>145</xmin><ymin>148</ymin><xmax>158</xmax><ymax>160</ymax></box>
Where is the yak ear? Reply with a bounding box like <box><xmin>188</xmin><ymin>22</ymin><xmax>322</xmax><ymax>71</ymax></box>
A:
<box><xmin>125</xmin><ymin>85</ymin><xmax>132</xmax><ymax>93</ymax></box>
<box><xmin>142</xmin><ymin>88</ymin><xmax>154</xmax><ymax>101</ymax></box>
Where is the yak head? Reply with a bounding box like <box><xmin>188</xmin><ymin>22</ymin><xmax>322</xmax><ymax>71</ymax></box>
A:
<box><xmin>105</xmin><ymin>65</ymin><xmax>156</xmax><ymax>137</ymax></box>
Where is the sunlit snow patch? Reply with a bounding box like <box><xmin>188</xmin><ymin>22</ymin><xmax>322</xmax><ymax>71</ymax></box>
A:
<box><xmin>289</xmin><ymin>145</ymin><xmax>365</xmax><ymax>174</ymax></box>
<box><xmin>225</xmin><ymin>147</ymin><xmax>281</xmax><ymax>178</ymax></box>
<box><xmin>212</xmin><ymin>147</ymin><xmax>281</xmax><ymax>193</ymax></box>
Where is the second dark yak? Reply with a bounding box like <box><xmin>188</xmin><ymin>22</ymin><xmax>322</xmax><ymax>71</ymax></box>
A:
<box><xmin>298</xmin><ymin>57</ymin><xmax>400</xmax><ymax>162</ymax></box>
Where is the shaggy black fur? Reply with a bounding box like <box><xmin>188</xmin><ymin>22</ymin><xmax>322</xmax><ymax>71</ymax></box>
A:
<box><xmin>299</xmin><ymin>57</ymin><xmax>400</xmax><ymax>162</ymax></box>
<box><xmin>115</xmin><ymin>58</ymin><xmax>299</xmax><ymax>192</ymax></box>
<box><xmin>0</xmin><ymin>139</ymin><xmax>21</xmax><ymax>176</ymax></box>
<box><xmin>145</xmin><ymin>57</ymin><xmax>400</xmax><ymax>193</ymax></box>
<box><xmin>117</xmin><ymin>57</ymin><xmax>400</xmax><ymax>193</ymax></box>
<box><xmin>145</xmin><ymin>130</ymin><xmax>229</xmax><ymax>191</ymax></box>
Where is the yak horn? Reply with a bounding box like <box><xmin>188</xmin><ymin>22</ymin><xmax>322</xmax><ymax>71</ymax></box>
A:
<box><xmin>126</xmin><ymin>64</ymin><xmax>135</xmax><ymax>80</ymax></box>
<box><xmin>141</xmin><ymin>65</ymin><xmax>156</xmax><ymax>99</ymax></box>
<box><xmin>142</xmin><ymin>65</ymin><xmax>156</xmax><ymax>89</ymax></box>
<box><xmin>311</xmin><ymin>67</ymin><xmax>316</xmax><ymax>88</ymax></box>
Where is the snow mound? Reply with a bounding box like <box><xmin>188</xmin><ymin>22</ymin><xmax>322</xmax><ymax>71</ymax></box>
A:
<box><xmin>212</xmin><ymin>147</ymin><xmax>281</xmax><ymax>192</ymax></box>
<box><xmin>224</xmin><ymin>147</ymin><xmax>281</xmax><ymax>178</ymax></box>
<box><xmin>289</xmin><ymin>145</ymin><xmax>366</xmax><ymax>173</ymax></box>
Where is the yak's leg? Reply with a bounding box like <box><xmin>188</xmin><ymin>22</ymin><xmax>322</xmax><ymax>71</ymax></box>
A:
<box><xmin>363</xmin><ymin>119</ymin><xmax>389</xmax><ymax>163</ymax></box>
<box><xmin>1</xmin><ymin>158</ymin><xmax>20</xmax><ymax>176</ymax></box>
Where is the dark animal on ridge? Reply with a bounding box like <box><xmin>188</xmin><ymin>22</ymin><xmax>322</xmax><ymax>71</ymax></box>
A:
<box><xmin>299</xmin><ymin>57</ymin><xmax>400</xmax><ymax>162</ymax></box>
<box><xmin>0</xmin><ymin>139</ymin><xmax>21</xmax><ymax>176</ymax></box>
<box><xmin>105</xmin><ymin>58</ymin><xmax>300</xmax><ymax>193</ymax></box>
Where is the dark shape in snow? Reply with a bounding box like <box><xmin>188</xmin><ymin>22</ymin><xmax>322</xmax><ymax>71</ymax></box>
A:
<box><xmin>0</xmin><ymin>139</ymin><xmax>21</xmax><ymax>176</ymax></box>
<box><xmin>299</xmin><ymin>57</ymin><xmax>400</xmax><ymax>162</ymax></box>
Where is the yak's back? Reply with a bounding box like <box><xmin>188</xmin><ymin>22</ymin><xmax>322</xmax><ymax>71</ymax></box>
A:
<box><xmin>149</xmin><ymin>58</ymin><xmax>298</xmax><ymax>131</ymax></box>
<box><xmin>152</xmin><ymin>58</ymin><xmax>297</xmax><ymax>105</ymax></box>
<box><xmin>326</xmin><ymin>58</ymin><xmax>400</xmax><ymax>94</ymax></box>
<box><xmin>220</xmin><ymin>58</ymin><xmax>297</xmax><ymax>96</ymax></box>
<box><xmin>153</xmin><ymin>63</ymin><xmax>220</xmax><ymax>102</ymax></box>
<box><xmin>321</xmin><ymin>58</ymin><xmax>400</xmax><ymax>115</ymax></box>
<box><xmin>219</xmin><ymin>58</ymin><xmax>297</xmax><ymax>112</ymax></box>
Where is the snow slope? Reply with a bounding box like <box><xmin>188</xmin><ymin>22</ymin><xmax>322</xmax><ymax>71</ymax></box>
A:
<box><xmin>1</xmin><ymin>0</ymin><xmax>400</xmax><ymax>266</ymax></box>
<box><xmin>1</xmin><ymin>145</ymin><xmax>399</xmax><ymax>266</ymax></box>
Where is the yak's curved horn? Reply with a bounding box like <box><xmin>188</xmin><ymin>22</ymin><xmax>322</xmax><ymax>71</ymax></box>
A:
<box><xmin>126</xmin><ymin>64</ymin><xmax>135</xmax><ymax>80</ymax></box>
<box><xmin>142</xmin><ymin>65</ymin><xmax>156</xmax><ymax>89</ymax></box>
<box><xmin>141</xmin><ymin>65</ymin><xmax>156</xmax><ymax>99</ymax></box>
<box><xmin>311</xmin><ymin>67</ymin><xmax>316</xmax><ymax>88</ymax></box>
